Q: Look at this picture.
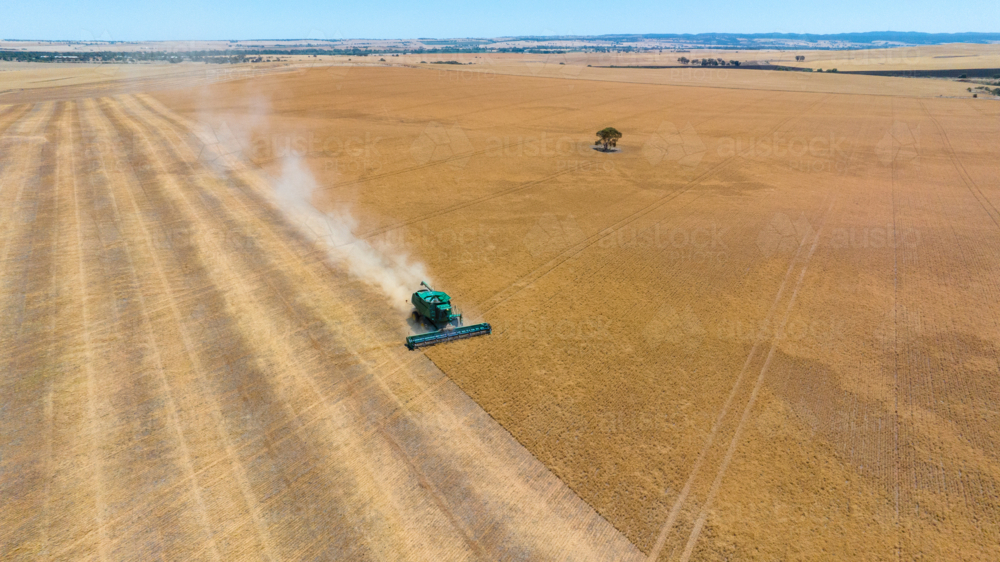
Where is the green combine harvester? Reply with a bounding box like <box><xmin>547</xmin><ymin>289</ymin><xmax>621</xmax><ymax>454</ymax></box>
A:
<box><xmin>405</xmin><ymin>282</ymin><xmax>491</xmax><ymax>350</ymax></box>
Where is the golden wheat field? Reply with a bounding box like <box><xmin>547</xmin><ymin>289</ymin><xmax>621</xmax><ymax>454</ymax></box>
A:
<box><xmin>2</xmin><ymin>53</ymin><xmax>1000</xmax><ymax>561</ymax></box>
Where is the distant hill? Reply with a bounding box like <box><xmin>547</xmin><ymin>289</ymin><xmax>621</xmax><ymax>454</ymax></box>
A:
<box><xmin>511</xmin><ymin>32</ymin><xmax>1000</xmax><ymax>46</ymax></box>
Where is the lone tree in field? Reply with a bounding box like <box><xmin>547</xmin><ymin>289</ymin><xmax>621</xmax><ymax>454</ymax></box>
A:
<box><xmin>595</xmin><ymin>127</ymin><xmax>622</xmax><ymax>151</ymax></box>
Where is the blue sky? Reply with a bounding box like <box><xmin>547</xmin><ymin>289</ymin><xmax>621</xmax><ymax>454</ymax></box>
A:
<box><xmin>3</xmin><ymin>0</ymin><xmax>998</xmax><ymax>41</ymax></box>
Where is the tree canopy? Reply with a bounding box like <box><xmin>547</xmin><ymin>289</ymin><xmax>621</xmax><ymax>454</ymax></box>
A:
<box><xmin>595</xmin><ymin>127</ymin><xmax>622</xmax><ymax>151</ymax></box>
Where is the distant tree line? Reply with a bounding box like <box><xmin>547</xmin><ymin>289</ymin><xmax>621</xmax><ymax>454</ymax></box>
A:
<box><xmin>676</xmin><ymin>57</ymin><xmax>741</xmax><ymax>67</ymax></box>
<box><xmin>0</xmin><ymin>46</ymin><xmax>503</xmax><ymax>63</ymax></box>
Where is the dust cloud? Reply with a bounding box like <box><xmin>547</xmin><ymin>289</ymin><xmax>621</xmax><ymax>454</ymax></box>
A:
<box><xmin>272</xmin><ymin>154</ymin><xmax>427</xmax><ymax>312</ymax></box>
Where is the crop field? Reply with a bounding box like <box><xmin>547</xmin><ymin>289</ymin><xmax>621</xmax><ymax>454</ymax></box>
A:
<box><xmin>0</xmin><ymin>90</ymin><xmax>642</xmax><ymax>560</ymax></box>
<box><xmin>2</xmin><ymin>55</ymin><xmax>1000</xmax><ymax>561</ymax></box>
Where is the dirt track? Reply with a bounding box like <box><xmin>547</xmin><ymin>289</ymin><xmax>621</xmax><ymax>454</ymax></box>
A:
<box><xmin>0</xmin><ymin>95</ymin><xmax>642</xmax><ymax>560</ymax></box>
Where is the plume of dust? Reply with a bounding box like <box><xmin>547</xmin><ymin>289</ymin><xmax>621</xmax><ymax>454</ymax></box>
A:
<box><xmin>273</xmin><ymin>154</ymin><xmax>427</xmax><ymax>313</ymax></box>
<box><xmin>193</xmin><ymin>93</ymin><xmax>270</xmax><ymax>173</ymax></box>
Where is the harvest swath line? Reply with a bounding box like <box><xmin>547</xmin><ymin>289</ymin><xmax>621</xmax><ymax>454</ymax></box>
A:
<box><xmin>0</xmin><ymin>104</ymin><xmax>34</xmax><ymax>136</ymax></box>
<box><xmin>0</xmin><ymin>104</ymin><xmax>55</xmax><ymax>272</ymax></box>
<box><xmin>39</xmin><ymin>102</ymin><xmax>71</xmax><ymax>561</ymax></box>
<box><xmin>78</xmin><ymin>100</ymin><xmax>195</xmax><ymax>556</ymax></box>
<box><xmin>0</xmin><ymin>64</ymin><xmax>306</xmax><ymax>106</ymax></box>
<box><xmin>86</xmin><ymin>97</ymin><xmax>280</xmax><ymax>560</ymax></box>
<box><xmin>88</xmin><ymin>100</ymin><xmax>224</xmax><ymax>562</ymax></box>
<box><xmin>129</xmin><ymin>94</ymin><xmax>444</xmax><ymax>387</ymax></box>
<box><xmin>0</xmin><ymin>101</ymin><xmax>63</xmax><ymax>558</ymax></box>
<box><xmin>67</xmin><ymin>101</ymin><xmax>109</xmax><ymax>562</ymax></box>
<box><xmin>175</xmin><ymin>117</ymin><xmax>508</xmax><ymax>556</ymax></box>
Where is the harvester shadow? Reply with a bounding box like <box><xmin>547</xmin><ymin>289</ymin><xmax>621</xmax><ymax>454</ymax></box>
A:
<box><xmin>405</xmin><ymin>312</ymin><xmax>439</xmax><ymax>335</ymax></box>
